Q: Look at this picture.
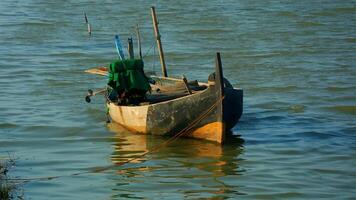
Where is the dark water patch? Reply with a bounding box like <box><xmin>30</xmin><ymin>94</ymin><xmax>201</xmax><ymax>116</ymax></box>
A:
<box><xmin>297</xmin><ymin>21</ymin><xmax>325</xmax><ymax>27</ymax></box>
<box><xmin>252</xmin><ymin>101</ymin><xmax>306</xmax><ymax>114</ymax></box>
<box><xmin>0</xmin><ymin>123</ymin><xmax>19</xmax><ymax>129</ymax></box>
<box><xmin>245</xmin><ymin>138</ymin><xmax>300</xmax><ymax>146</ymax></box>
<box><xmin>18</xmin><ymin>21</ymin><xmax>56</xmax><ymax>27</ymax></box>
<box><xmin>1</xmin><ymin>136</ymin><xmax>115</xmax><ymax>149</ymax></box>
<box><xmin>235</xmin><ymin>52</ymin><xmax>283</xmax><ymax>59</ymax></box>
<box><xmin>277</xmin><ymin>11</ymin><xmax>298</xmax><ymax>18</ymax></box>
<box><xmin>332</xmin><ymin>6</ymin><xmax>356</xmax><ymax>13</ymax></box>
<box><xmin>16</xmin><ymin>125</ymin><xmax>86</xmax><ymax>138</ymax></box>
<box><xmin>46</xmin><ymin>52</ymin><xmax>87</xmax><ymax>58</ymax></box>
<box><xmin>293</xmin><ymin>131</ymin><xmax>339</xmax><ymax>140</ymax></box>
<box><xmin>254</xmin><ymin>115</ymin><xmax>286</xmax><ymax>122</ymax></box>
<box><xmin>340</xmin><ymin>126</ymin><xmax>356</xmax><ymax>135</ymax></box>
<box><xmin>312</xmin><ymin>10</ymin><xmax>337</xmax><ymax>17</ymax></box>
<box><xmin>43</xmin><ymin>79</ymin><xmax>74</xmax><ymax>87</ymax></box>
<box><xmin>185</xmin><ymin>28</ymin><xmax>233</xmax><ymax>35</ymax></box>
<box><xmin>325</xmin><ymin>96</ymin><xmax>356</xmax><ymax>105</ymax></box>
<box><xmin>249</xmin><ymin>85</ymin><xmax>301</xmax><ymax>93</ymax></box>
<box><xmin>0</xmin><ymin>74</ymin><xmax>33</xmax><ymax>80</ymax></box>
<box><xmin>287</xmin><ymin>105</ymin><xmax>306</xmax><ymax>113</ymax></box>
<box><xmin>345</xmin><ymin>37</ymin><xmax>356</xmax><ymax>43</ymax></box>
<box><xmin>264</xmin><ymin>148</ymin><xmax>304</xmax><ymax>156</ymax></box>
<box><xmin>326</xmin><ymin>86</ymin><xmax>356</xmax><ymax>92</ymax></box>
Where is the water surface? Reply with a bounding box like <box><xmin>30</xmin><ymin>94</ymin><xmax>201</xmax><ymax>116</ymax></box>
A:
<box><xmin>0</xmin><ymin>0</ymin><xmax>355</xmax><ymax>199</ymax></box>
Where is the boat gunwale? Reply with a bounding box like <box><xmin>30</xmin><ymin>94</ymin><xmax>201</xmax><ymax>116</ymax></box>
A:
<box><xmin>150</xmin><ymin>75</ymin><xmax>243</xmax><ymax>90</ymax></box>
<box><xmin>109</xmin><ymin>76</ymin><xmax>209</xmax><ymax>108</ymax></box>
<box><xmin>108</xmin><ymin>75</ymin><xmax>243</xmax><ymax>108</ymax></box>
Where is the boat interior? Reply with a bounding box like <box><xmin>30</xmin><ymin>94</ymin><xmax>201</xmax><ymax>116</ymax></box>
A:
<box><xmin>146</xmin><ymin>77</ymin><xmax>208</xmax><ymax>104</ymax></box>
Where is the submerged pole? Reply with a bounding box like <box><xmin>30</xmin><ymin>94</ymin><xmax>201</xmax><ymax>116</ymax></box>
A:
<box><xmin>151</xmin><ymin>6</ymin><xmax>168</xmax><ymax>77</ymax></box>
<box><xmin>136</xmin><ymin>24</ymin><xmax>143</xmax><ymax>60</ymax></box>
<box><xmin>84</xmin><ymin>12</ymin><xmax>91</xmax><ymax>36</ymax></box>
<box><xmin>87</xmin><ymin>23</ymin><xmax>92</xmax><ymax>36</ymax></box>
<box><xmin>127</xmin><ymin>37</ymin><xmax>134</xmax><ymax>59</ymax></box>
<box><xmin>84</xmin><ymin>12</ymin><xmax>88</xmax><ymax>24</ymax></box>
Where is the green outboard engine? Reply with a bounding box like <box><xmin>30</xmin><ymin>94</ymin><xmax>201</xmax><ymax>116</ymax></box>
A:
<box><xmin>107</xmin><ymin>59</ymin><xmax>151</xmax><ymax>105</ymax></box>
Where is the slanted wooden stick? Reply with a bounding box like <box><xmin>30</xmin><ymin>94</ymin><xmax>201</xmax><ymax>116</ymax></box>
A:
<box><xmin>182</xmin><ymin>75</ymin><xmax>192</xmax><ymax>94</ymax></box>
<box><xmin>151</xmin><ymin>6</ymin><xmax>167</xmax><ymax>77</ymax></box>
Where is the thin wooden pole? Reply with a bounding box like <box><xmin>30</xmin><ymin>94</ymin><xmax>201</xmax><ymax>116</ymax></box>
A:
<box><xmin>215</xmin><ymin>52</ymin><xmax>224</xmax><ymax>125</ymax></box>
<box><xmin>136</xmin><ymin>24</ymin><xmax>143</xmax><ymax>60</ymax></box>
<box><xmin>215</xmin><ymin>52</ymin><xmax>224</xmax><ymax>97</ymax></box>
<box><xmin>127</xmin><ymin>37</ymin><xmax>134</xmax><ymax>59</ymax></box>
<box><xmin>151</xmin><ymin>6</ymin><xmax>168</xmax><ymax>77</ymax></box>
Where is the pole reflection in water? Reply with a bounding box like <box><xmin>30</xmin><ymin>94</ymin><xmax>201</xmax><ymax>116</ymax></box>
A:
<box><xmin>107</xmin><ymin>122</ymin><xmax>245</xmax><ymax>199</ymax></box>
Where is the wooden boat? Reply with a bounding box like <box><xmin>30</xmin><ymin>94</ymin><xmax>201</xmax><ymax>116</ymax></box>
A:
<box><xmin>85</xmin><ymin>7</ymin><xmax>243</xmax><ymax>144</ymax></box>
<box><xmin>107</xmin><ymin>69</ymin><xmax>242</xmax><ymax>143</ymax></box>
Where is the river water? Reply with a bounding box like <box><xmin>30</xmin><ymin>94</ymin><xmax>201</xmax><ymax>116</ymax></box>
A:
<box><xmin>0</xmin><ymin>0</ymin><xmax>355</xmax><ymax>199</ymax></box>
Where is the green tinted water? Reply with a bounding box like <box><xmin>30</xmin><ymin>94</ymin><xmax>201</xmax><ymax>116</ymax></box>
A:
<box><xmin>0</xmin><ymin>0</ymin><xmax>355</xmax><ymax>199</ymax></box>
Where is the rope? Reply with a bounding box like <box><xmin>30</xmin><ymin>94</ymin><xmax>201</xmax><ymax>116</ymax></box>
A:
<box><xmin>5</xmin><ymin>95</ymin><xmax>224</xmax><ymax>183</ymax></box>
<box><xmin>143</xmin><ymin>42</ymin><xmax>156</xmax><ymax>58</ymax></box>
<box><xmin>152</xmin><ymin>44</ymin><xmax>156</xmax><ymax>72</ymax></box>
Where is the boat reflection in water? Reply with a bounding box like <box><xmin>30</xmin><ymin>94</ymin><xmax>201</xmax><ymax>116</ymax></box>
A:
<box><xmin>107</xmin><ymin>122</ymin><xmax>245</xmax><ymax>199</ymax></box>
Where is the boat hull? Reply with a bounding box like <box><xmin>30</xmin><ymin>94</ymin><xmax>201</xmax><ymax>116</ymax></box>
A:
<box><xmin>107</xmin><ymin>78</ymin><xmax>243</xmax><ymax>144</ymax></box>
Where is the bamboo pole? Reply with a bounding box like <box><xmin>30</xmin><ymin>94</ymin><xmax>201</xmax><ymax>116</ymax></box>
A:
<box><xmin>151</xmin><ymin>6</ymin><xmax>168</xmax><ymax>77</ymax></box>
<box><xmin>136</xmin><ymin>24</ymin><xmax>143</xmax><ymax>60</ymax></box>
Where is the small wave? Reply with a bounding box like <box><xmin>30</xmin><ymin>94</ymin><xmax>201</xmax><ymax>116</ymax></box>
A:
<box><xmin>254</xmin><ymin>101</ymin><xmax>289</xmax><ymax>109</ymax></box>
<box><xmin>342</xmin><ymin>126</ymin><xmax>356</xmax><ymax>132</ymax></box>
<box><xmin>0</xmin><ymin>123</ymin><xmax>19</xmax><ymax>129</ymax></box>
<box><xmin>333</xmin><ymin>6</ymin><xmax>356</xmax><ymax>13</ymax></box>
<box><xmin>345</xmin><ymin>37</ymin><xmax>356</xmax><ymax>43</ymax></box>
<box><xmin>297</xmin><ymin>21</ymin><xmax>324</xmax><ymax>27</ymax></box>
<box><xmin>239</xmin><ymin>52</ymin><xmax>282</xmax><ymax>58</ymax></box>
<box><xmin>293</xmin><ymin>131</ymin><xmax>337</xmax><ymax>140</ymax></box>
<box><xmin>44</xmin><ymin>79</ymin><xmax>74</xmax><ymax>87</ymax></box>
<box><xmin>21</xmin><ymin>21</ymin><xmax>54</xmax><ymax>26</ymax></box>
<box><xmin>289</xmin><ymin>105</ymin><xmax>305</xmax><ymax>113</ymax></box>
<box><xmin>312</xmin><ymin>6</ymin><xmax>356</xmax><ymax>17</ymax></box>
<box><xmin>277</xmin><ymin>11</ymin><xmax>298</xmax><ymax>17</ymax></box>
<box><xmin>326</xmin><ymin>86</ymin><xmax>356</xmax><ymax>92</ymax></box>
<box><xmin>249</xmin><ymin>85</ymin><xmax>300</xmax><ymax>93</ymax></box>
<box><xmin>323</xmin><ymin>105</ymin><xmax>356</xmax><ymax>116</ymax></box>
<box><xmin>47</xmin><ymin>52</ymin><xmax>86</xmax><ymax>57</ymax></box>
<box><xmin>253</xmin><ymin>102</ymin><xmax>305</xmax><ymax>113</ymax></box>
<box><xmin>259</xmin><ymin>115</ymin><xmax>286</xmax><ymax>121</ymax></box>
